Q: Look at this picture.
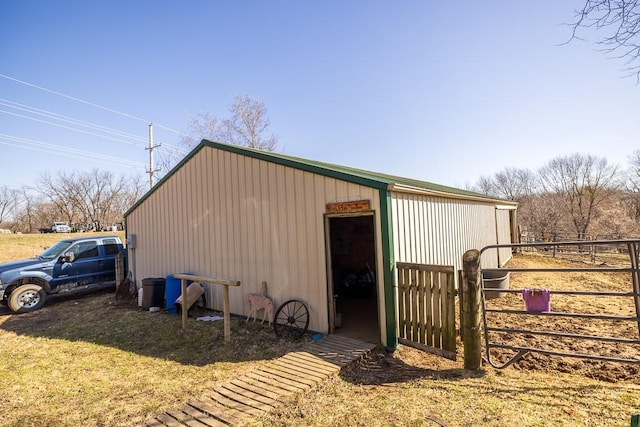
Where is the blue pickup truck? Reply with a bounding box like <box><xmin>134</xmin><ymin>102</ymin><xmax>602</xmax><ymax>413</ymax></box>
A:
<box><xmin>0</xmin><ymin>236</ymin><xmax>125</xmax><ymax>313</ymax></box>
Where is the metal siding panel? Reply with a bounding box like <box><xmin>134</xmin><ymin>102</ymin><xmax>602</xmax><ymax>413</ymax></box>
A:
<box><xmin>195</xmin><ymin>152</ymin><xmax>206</xmax><ymax>274</ymax></box>
<box><xmin>221</xmin><ymin>151</ymin><xmax>232</xmax><ymax>278</ymax></box>
<box><xmin>238</xmin><ymin>156</ymin><xmax>251</xmax><ymax>295</ymax></box>
<box><xmin>213</xmin><ymin>150</ymin><xmax>224</xmax><ymax>282</ymax></box>
<box><xmin>259</xmin><ymin>159</ymin><xmax>272</xmax><ymax>283</ymax></box>
<box><xmin>305</xmin><ymin>172</ymin><xmax>321</xmax><ymax>328</ymax></box>
<box><xmin>203</xmin><ymin>149</ymin><xmax>214</xmax><ymax>276</ymax></box>
<box><xmin>285</xmin><ymin>166</ymin><xmax>298</xmax><ymax>297</ymax></box>
<box><xmin>294</xmin><ymin>169</ymin><xmax>307</xmax><ymax>294</ymax></box>
<box><xmin>390</xmin><ymin>192</ymin><xmax>507</xmax><ymax>273</ymax></box>
<box><xmin>274</xmin><ymin>164</ymin><xmax>289</xmax><ymax>300</ymax></box>
<box><xmin>246</xmin><ymin>157</ymin><xmax>260</xmax><ymax>292</ymax></box>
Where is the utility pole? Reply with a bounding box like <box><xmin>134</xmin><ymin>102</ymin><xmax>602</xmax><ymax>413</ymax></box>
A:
<box><xmin>145</xmin><ymin>123</ymin><xmax>161</xmax><ymax>189</ymax></box>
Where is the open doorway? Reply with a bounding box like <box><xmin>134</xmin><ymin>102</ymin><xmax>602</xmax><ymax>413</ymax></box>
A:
<box><xmin>327</xmin><ymin>214</ymin><xmax>379</xmax><ymax>343</ymax></box>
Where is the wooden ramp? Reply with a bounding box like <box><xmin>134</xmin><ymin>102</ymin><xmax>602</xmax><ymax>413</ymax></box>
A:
<box><xmin>147</xmin><ymin>335</ymin><xmax>376</xmax><ymax>426</ymax></box>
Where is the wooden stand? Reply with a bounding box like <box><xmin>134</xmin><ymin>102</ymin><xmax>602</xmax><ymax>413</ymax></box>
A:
<box><xmin>173</xmin><ymin>273</ymin><xmax>241</xmax><ymax>343</ymax></box>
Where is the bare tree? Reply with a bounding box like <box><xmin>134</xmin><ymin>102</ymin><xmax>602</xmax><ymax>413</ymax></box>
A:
<box><xmin>181</xmin><ymin>95</ymin><xmax>278</xmax><ymax>151</ymax></box>
<box><xmin>36</xmin><ymin>172</ymin><xmax>78</xmax><ymax>224</ymax></box>
<box><xmin>623</xmin><ymin>150</ymin><xmax>640</xmax><ymax>223</ymax></box>
<box><xmin>629</xmin><ymin>150</ymin><xmax>640</xmax><ymax>191</ymax></box>
<box><xmin>67</xmin><ymin>169</ymin><xmax>132</xmax><ymax>226</ymax></box>
<box><xmin>163</xmin><ymin>95</ymin><xmax>279</xmax><ymax>176</ymax></box>
<box><xmin>568</xmin><ymin>1</ymin><xmax>640</xmax><ymax>80</ymax></box>
<box><xmin>12</xmin><ymin>187</ymin><xmax>41</xmax><ymax>233</ymax></box>
<box><xmin>472</xmin><ymin>175</ymin><xmax>495</xmax><ymax>196</ymax></box>
<box><xmin>34</xmin><ymin>169</ymin><xmax>142</xmax><ymax>230</ymax></box>
<box><xmin>593</xmin><ymin>189</ymin><xmax>640</xmax><ymax>238</ymax></box>
<box><xmin>472</xmin><ymin>167</ymin><xmax>538</xmax><ymax>201</ymax></box>
<box><xmin>538</xmin><ymin>153</ymin><xmax>619</xmax><ymax>237</ymax></box>
<box><xmin>219</xmin><ymin>95</ymin><xmax>278</xmax><ymax>151</ymax></box>
<box><xmin>518</xmin><ymin>193</ymin><xmax>567</xmax><ymax>240</ymax></box>
<box><xmin>180</xmin><ymin>112</ymin><xmax>223</xmax><ymax>151</ymax></box>
<box><xmin>0</xmin><ymin>185</ymin><xmax>15</xmax><ymax>227</ymax></box>
<box><xmin>493</xmin><ymin>167</ymin><xmax>538</xmax><ymax>201</ymax></box>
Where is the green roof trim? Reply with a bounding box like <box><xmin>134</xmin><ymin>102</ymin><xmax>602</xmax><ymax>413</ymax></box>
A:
<box><xmin>125</xmin><ymin>140</ymin><xmax>512</xmax><ymax>217</ymax></box>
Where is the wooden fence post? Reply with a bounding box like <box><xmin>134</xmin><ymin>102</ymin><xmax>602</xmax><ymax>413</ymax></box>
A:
<box><xmin>115</xmin><ymin>252</ymin><xmax>124</xmax><ymax>288</ymax></box>
<box><xmin>462</xmin><ymin>249</ymin><xmax>482</xmax><ymax>370</ymax></box>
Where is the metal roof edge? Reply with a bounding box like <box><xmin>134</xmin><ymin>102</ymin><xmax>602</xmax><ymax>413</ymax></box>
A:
<box><xmin>387</xmin><ymin>183</ymin><xmax>519</xmax><ymax>206</ymax></box>
<box><xmin>202</xmin><ymin>140</ymin><xmax>389</xmax><ymax>190</ymax></box>
<box><xmin>125</xmin><ymin>140</ymin><xmax>515</xmax><ymax>218</ymax></box>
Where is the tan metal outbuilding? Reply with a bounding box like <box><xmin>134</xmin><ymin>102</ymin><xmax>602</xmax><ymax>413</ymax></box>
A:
<box><xmin>124</xmin><ymin>140</ymin><xmax>517</xmax><ymax>348</ymax></box>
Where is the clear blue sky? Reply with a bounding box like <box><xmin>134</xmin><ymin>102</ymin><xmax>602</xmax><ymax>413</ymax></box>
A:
<box><xmin>1</xmin><ymin>1</ymin><xmax>638</xmax><ymax>191</ymax></box>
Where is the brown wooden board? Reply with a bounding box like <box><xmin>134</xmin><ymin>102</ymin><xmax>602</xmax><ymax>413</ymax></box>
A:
<box><xmin>256</xmin><ymin>365</ymin><xmax>317</xmax><ymax>387</ymax></box>
<box><xmin>204</xmin><ymin>391</ymin><xmax>262</xmax><ymax>418</ymax></box>
<box><xmin>154</xmin><ymin>412</ymin><xmax>183</xmax><ymax>427</ymax></box>
<box><xmin>180</xmin><ymin>404</ymin><xmax>227</xmax><ymax>427</ymax></box>
<box><xmin>269</xmin><ymin>359</ymin><xmax>329</xmax><ymax>381</ymax></box>
<box><xmin>233</xmin><ymin>376</ymin><xmax>292</xmax><ymax>400</ymax></box>
<box><xmin>158</xmin><ymin>411</ymin><xmax>185</xmax><ymax>427</ymax></box>
<box><xmin>279</xmin><ymin>353</ymin><xmax>340</xmax><ymax>374</ymax></box>
<box><xmin>220</xmin><ymin>382</ymin><xmax>278</xmax><ymax>408</ymax></box>
<box><xmin>212</xmin><ymin>387</ymin><xmax>268</xmax><ymax>416</ymax></box>
<box><xmin>271</xmin><ymin>359</ymin><xmax>331</xmax><ymax>381</ymax></box>
<box><xmin>189</xmin><ymin>398</ymin><xmax>244</xmax><ymax>426</ymax></box>
<box><xmin>285</xmin><ymin>351</ymin><xmax>341</xmax><ymax>369</ymax></box>
<box><xmin>244</xmin><ymin>370</ymin><xmax>304</xmax><ymax>393</ymax></box>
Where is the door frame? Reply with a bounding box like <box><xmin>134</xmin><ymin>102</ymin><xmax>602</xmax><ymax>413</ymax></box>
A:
<box><xmin>324</xmin><ymin>211</ymin><xmax>379</xmax><ymax>335</ymax></box>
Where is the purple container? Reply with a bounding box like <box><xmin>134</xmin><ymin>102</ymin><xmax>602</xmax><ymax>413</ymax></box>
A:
<box><xmin>522</xmin><ymin>289</ymin><xmax>551</xmax><ymax>312</ymax></box>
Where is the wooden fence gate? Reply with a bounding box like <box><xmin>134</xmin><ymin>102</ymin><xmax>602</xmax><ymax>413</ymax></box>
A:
<box><xmin>397</xmin><ymin>262</ymin><xmax>457</xmax><ymax>360</ymax></box>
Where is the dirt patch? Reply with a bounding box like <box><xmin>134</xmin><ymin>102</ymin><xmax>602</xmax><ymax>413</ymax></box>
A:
<box><xmin>483</xmin><ymin>253</ymin><xmax>640</xmax><ymax>383</ymax></box>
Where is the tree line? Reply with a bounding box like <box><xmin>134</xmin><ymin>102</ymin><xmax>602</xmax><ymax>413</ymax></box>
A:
<box><xmin>0</xmin><ymin>169</ymin><xmax>144</xmax><ymax>233</ymax></box>
<box><xmin>471</xmin><ymin>151</ymin><xmax>640</xmax><ymax>240</ymax></box>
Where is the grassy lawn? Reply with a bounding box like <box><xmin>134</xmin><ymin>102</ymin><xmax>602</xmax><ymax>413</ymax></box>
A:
<box><xmin>0</xmin><ymin>235</ymin><xmax>639</xmax><ymax>426</ymax></box>
<box><xmin>0</xmin><ymin>292</ymin><xmax>303</xmax><ymax>426</ymax></box>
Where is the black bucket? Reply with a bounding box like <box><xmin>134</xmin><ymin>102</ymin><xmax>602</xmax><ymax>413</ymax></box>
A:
<box><xmin>141</xmin><ymin>277</ymin><xmax>166</xmax><ymax>309</ymax></box>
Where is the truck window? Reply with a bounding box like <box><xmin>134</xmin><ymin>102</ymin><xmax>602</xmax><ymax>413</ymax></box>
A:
<box><xmin>73</xmin><ymin>241</ymin><xmax>99</xmax><ymax>260</ymax></box>
<box><xmin>103</xmin><ymin>239</ymin><xmax>120</xmax><ymax>255</ymax></box>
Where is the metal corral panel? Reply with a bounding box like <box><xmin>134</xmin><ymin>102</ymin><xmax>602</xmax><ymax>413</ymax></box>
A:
<box><xmin>127</xmin><ymin>147</ymin><xmax>382</xmax><ymax>333</ymax></box>
<box><xmin>390</xmin><ymin>192</ymin><xmax>512</xmax><ymax>273</ymax></box>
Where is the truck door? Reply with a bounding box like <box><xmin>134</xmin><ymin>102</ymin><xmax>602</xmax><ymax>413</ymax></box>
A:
<box><xmin>50</xmin><ymin>240</ymin><xmax>100</xmax><ymax>289</ymax></box>
<box><xmin>70</xmin><ymin>240</ymin><xmax>101</xmax><ymax>285</ymax></box>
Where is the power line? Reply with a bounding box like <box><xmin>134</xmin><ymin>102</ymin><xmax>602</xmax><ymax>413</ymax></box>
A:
<box><xmin>0</xmin><ymin>73</ymin><xmax>185</xmax><ymax>136</ymax></box>
<box><xmin>0</xmin><ymin>98</ymin><xmax>149</xmax><ymax>144</ymax></box>
<box><xmin>0</xmin><ymin>109</ymin><xmax>147</xmax><ymax>147</ymax></box>
<box><xmin>0</xmin><ymin>98</ymin><xmax>182</xmax><ymax>151</ymax></box>
<box><xmin>0</xmin><ymin>134</ymin><xmax>146</xmax><ymax>169</ymax></box>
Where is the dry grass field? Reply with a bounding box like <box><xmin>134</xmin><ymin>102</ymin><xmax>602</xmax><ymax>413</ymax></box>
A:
<box><xmin>0</xmin><ymin>235</ymin><xmax>638</xmax><ymax>426</ymax></box>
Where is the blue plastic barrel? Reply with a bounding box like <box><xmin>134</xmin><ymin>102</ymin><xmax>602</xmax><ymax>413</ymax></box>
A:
<box><xmin>165</xmin><ymin>275</ymin><xmax>181</xmax><ymax>315</ymax></box>
<box><xmin>165</xmin><ymin>274</ymin><xmax>192</xmax><ymax>315</ymax></box>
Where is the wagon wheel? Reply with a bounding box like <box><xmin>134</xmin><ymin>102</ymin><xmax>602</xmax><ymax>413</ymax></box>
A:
<box><xmin>273</xmin><ymin>299</ymin><xmax>310</xmax><ymax>339</ymax></box>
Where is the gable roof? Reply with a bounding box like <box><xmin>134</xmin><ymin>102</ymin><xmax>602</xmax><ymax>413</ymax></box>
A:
<box><xmin>125</xmin><ymin>140</ymin><xmax>515</xmax><ymax>217</ymax></box>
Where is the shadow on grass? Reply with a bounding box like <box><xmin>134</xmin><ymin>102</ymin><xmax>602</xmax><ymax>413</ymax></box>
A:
<box><xmin>339</xmin><ymin>348</ymin><xmax>486</xmax><ymax>385</ymax></box>
<box><xmin>0</xmin><ymin>291</ymin><xmax>307</xmax><ymax>366</ymax></box>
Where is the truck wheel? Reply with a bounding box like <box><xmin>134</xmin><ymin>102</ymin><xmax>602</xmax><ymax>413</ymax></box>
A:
<box><xmin>8</xmin><ymin>284</ymin><xmax>47</xmax><ymax>313</ymax></box>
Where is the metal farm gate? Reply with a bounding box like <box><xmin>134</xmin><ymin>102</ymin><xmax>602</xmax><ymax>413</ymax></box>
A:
<box><xmin>396</xmin><ymin>263</ymin><xmax>457</xmax><ymax>360</ymax></box>
<box><xmin>479</xmin><ymin>239</ymin><xmax>640</xmax><ymax>368</ymax></box>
